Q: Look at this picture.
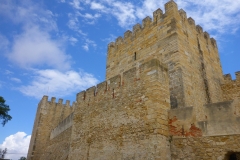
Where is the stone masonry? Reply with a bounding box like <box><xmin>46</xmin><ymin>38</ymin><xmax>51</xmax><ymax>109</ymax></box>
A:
<box><xmin>27</xmin><ymin>1</ymin><xmax>240</xmax><ymax>160</ymax></box>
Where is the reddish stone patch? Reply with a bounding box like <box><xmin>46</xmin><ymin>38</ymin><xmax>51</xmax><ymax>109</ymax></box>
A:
<box><xmin>185</xmin><ymin>124</ymin><xmax>202</xmax><ymax>137</ymax></box>
<box><xmin>169</xmin><ymin>116</ymin><xmax>183</xmax><ymax>136</ymax></box>
<box><xmin>168</xmin><ymin>116</ymin><xmax>202</xmax><ymax>137</ymax></box>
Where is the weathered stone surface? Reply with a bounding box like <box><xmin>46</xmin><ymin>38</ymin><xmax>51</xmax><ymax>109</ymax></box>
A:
<box><xmin>171</xmin><ymin>135</ymin><xmax>240</xmax><ymax>160</ymax></box>
<box><xmin>27</xmin><ymin>1</ymin><xmax>240</xmax><ymax>160</ymax></box>
<box><xmin>68</xmin><ymin>59</ymin><xmax>171</xmax><ymax>160</ymax></box>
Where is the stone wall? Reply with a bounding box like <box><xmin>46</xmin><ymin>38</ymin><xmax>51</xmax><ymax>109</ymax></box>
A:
<box><xmin>221</xmin><ymin>72</ymin><xmax>240</xmax><ymax>101</ymax></box>
<box><xmin>169</xmin><ymin>100</ymin><xmax>240</xmax><ymax>137</ymax></box>
<box><xmin>169</xmin><ymin>99</ymin><xmax>240</xmax><ymax>160</ymax></box>
<box><xmin>69</xmin><ymin>59</ymin><xmax>171</xmax><ymax>160</ymax></box>
<box><xmin>27</xmin><ymin>97</ymin><xmax>75</xmax><ymax>160</ymax></box>
<box><xmin>39</xmin><ymin>127</ymin><xmax>72</xmax><ymax>160</ymax></box>
<box><xmin>50</xmin><ymin>112</ymin><xmax>74</xmax><ymax>140</ymax></box>
<box><xmin>171</xmin><ymin>135</ymin><xmax>240</xmax><ymax>160</ymax></box>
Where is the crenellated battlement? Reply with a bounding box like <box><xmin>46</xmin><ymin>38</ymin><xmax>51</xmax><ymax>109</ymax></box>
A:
<box><xmin>178</xmin><ymin>9</ymin><xmax>187</xmax><ymax>20</ymax></box>
<box><xmin>78</xmin><ymin>59</ymin><xmax>167</xmax><ymax>105</ymax></box>
<box><xmin>76</xmin><ymin>72</ymin><xmax>132</xmax><ymax>103</ymax></box>
<box><xmin>41</xmin><ymin>96</ymin><xmax>75</xmax><ymax>108</ymax></box>
<box><xmin>142</xmin><ymin>16</ymin><xmax>152</xmax><ymax>28</ymax></box>
<box><xmin>187</xmin><ymin>17</ymin><xmax>195</xmax><ymax>26</ymax></box>
<box><xmin>153</xmin><ymin>8</ymin><xmax>164</xmax><ymax>23</ymax></box>
<box><xmin>177</xmin><ymin>8</ymin><xmax>217</xmax><ymax>48</ymax></box>
<box><xmin>107</xmin><ymin>2</ymin><xmax>216</xmax><ymax>54</ymax></box>
<box><xmin>195</xmin><ymin>25</ymin><xmax>216</xmax><ymax>46</ymax></box>
<box><xmin>133</xmin><ymin>23</ymin><xmax>142</xmax><ymax>34</ymax></box>
<box><xmin>223</xmin><ymin>74</ymin><xmax>232</xmax><ymax>81</ymax></box>
<box><xmin>107</xmin><ymin>1</ymin><xmax>179</xmax><ymax>52</ymax></box>
<box><xmin>221</xmin><ymin>71</ymin><xmax>240</xmax><ymax>101</ymax></box>
<box><xmin>223</xmin><ymin>71</ymin><xmax>240</xmax><ymax>82</ymax></box>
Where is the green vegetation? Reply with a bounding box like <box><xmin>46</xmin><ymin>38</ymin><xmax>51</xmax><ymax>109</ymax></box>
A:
<box><xmin>0</xmin><ymin>96</ymin><xmax>12</xmax><ymax>126</ymax></box>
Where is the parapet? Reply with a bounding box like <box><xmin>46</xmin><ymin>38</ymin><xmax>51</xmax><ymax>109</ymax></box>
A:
<box><xmin>77</xmin><ymin>59</ymin><xmax>168</xmax><ymax>104</ymax></box>
<box><xmin>178</xmin><ymin>10</ymin><xmax>216</xmax><ymax>48</ymax></box>
<box><xmin>40</xmin><ymin>96</ymin><xmax>74</xmax><ymax>108</ymax></box>
<box><xmin>116</xmin><ymin>36</ymin><xmax>123</xmax><ymax>46</ymax></box>
<box><xmin>223</xmin><ymin>71</ymin><xmax>240</xmax><ymax>83</ymax></box>
<box><xmin>178</xmin><ymin>9</ymin><xmax>187</xmax><ymax>20</ymax></box>
<box><xmin>51</xmin><ymin>97</ymin><xmax>56</xmax><ymax>103</ymax></box>
<box><xmin>142</xmin><ymin>16</ymin><xmax>152</xmax><ymax>28</ymax></box>
<box><xmin>153</xmin><ymin>8</ymin><xmax>163</xmax><ymax>23</ymax></box>
<box><xmin>133</xmin><ymin>23</ymin><xmax>142</xmax><ymax>34</ymax></box>
<box><xmin>203</xmin><ymin>32</ymin><xmax>210</xmax><ymax>40</ymax></box>
<box><xmin>196</xmin><ymin>25</ymin><xmax>203</xmax><ymax>34</ymax></box>
<box><xmin>41</xmin><ymin>95</ymin><xmax>49</xmax><ymax>102</ymax></box>
<box><xmin>164</xmin><ymin>0</ymin><xmax>178</xmax><ymax>14</ymax></box>
<box><xmin>236</xmin><ymin>71</ymin><xmax>240</xmax><ymax>81</ymax></box>
<box><xmin>107</xmin><ymin>1</ymin><xmax>179</xmax><ymax>51</ymax></box>
<box><xmin>187</xmin><ymin>17</ymin><xmax>195</xmax><ymax>26</ymax></box>
<box><xmin>223</xmin><ymin>74</ymin><xmax>232</xmax><ymax>81</ymax></box>
<box><xmin>107</xmin><ymin>0</ymin><xmax>216</xmax><ymax>53</ymax></box>
<box><xmin>210</xmin><ymin>38</ymin><xmax>217</xmax><ymax>47</ymax></box>
<box><xmin>86</xmin><ymin>86</ymin><xmax>97</xmax><ymax>100</ymax></box>
<box><xmin>124</xmin><ymin>30</ymin><xmax>132</xmax><ymax>39</ymax></box>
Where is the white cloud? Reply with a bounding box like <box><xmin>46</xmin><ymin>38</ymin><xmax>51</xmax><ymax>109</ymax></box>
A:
<box><xmin>19</xmin><ymin>69</ymin><xmax>99</xmax><ymax>99</ymax></box>
<box><xmin>82</xmin><ymin>44</ymin><xmax>89</xmax><ymax>51</ymax></box>
<box><xmin>90</xmin><ymin>2</ymin><xmax>106</xmax><ymax>10</ymax></box>
<box><xmin>76</xmin><ymin>12</ymin><xmax>101</xmax><ymax>24</ymax></box>
<box><xmin>82</xmin><ymin>38</ymin><xmax>96</xmax><ymax>51</ymax></box>
<box><xmin>67</xmin><ymin>13</ymin><xmax>80</xmax><ymax>30</ymax></box>
<box><xmin>1</xmin><ymin>0</ymin><xmax>72</xmax><ymax>71</ymax></box>
<box><xmin>69</xmin><ymin>0</ymin><xmax>240</xmax><ymax>34</ymax></box>
<box><xmin>69</xmin><ymin>0</ymin><xmax>82</xmax><ymax>10</ymax></box>
<box><xmin>80</xmin><ymin>13</ymin><xmax>101</xmax><ymax>19</ymax></box>
<box><xmin>67</xmin><ymin>13</ymin><xmax>87</xmax><ymax>35</ymax></box>
<box><xmin>7</xmin><ymin>26</ymin><xmax>71</xmax><ymax>71</ymax></box>
<box><xmin>136</xmin><ymin>0</ymin><xmax>164</xmax><ymax>19</ymax></box>
<box><xmin>0</xmin><ymin>0</ymin><xmax>57</xmax><ymax>31</ymax></box>
<box><xmin>111</xmin><ymin>1</ymin><xmax>136</xmax><ymax>27</ymax></box>
<box><xmin>134</xmin><ymin>0</ymin><xmax>240</xmax><ymax>34</ymax></box>
<box><xmin>88</xmin><ymin>0</ymin><xmax>136</xmax><ymax>27</ymax></box>
<box><xmin>11</xmin><ymin>78</ymin><xmax>22</xmax><ymax>83</ymax></box>
<box><xmin>175</xmin><ymin>0</ymin><xmax>240</xmax><ymax>33</ymax></box>
<box><xmin>102</xmin><ymin>34</ymin><xmax>117</xmax><ymax>43</ymax></box>
<box><xmin>0</xmin><ymin>132</ymin><xmax>31</xmax><ymax>160</ymax></box>
<box><xmin>69</xmin><ymin>36</ymin><xmax>78</xmax><ymax>45</ymax></box>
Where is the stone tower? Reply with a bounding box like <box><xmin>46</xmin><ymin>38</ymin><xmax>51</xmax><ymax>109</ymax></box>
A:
<box><xmin>106</xmin><ymin>0</ymin><xmax>223</xmax><ymax>121</ymax></box>
<box><xmin>27</xmin><ymin>96</ymin><xmax>74</xmax><ymax>159</ymax></box>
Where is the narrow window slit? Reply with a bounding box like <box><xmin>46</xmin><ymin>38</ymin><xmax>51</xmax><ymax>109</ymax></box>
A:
<box><xmin>112</xmin><ymin>89</ymin><xmax>115</xmax><ymax>98</ymax></box>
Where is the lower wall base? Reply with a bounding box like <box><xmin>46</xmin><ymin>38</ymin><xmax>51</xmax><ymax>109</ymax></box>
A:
<box><xmin>69</xmin><ymin>134</ymin><xmax>171</xmax><ymax>160</ymax></box>
<box><xmin>171</xmin><ymin>135</ymin><xmax>240</xmax><ymax>160</ymax></box>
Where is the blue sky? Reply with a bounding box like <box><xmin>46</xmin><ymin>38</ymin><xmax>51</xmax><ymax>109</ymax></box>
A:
<box><xmin>0</xmin><ymin>0</ymin><xmax>240</xmax><ymax>159</ymax></box>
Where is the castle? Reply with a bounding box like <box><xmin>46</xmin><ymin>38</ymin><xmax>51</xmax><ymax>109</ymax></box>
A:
<box><xmin>27</xmin><ymin>1</ymin><xmax>240</xmax><ymax>160</ymax></box>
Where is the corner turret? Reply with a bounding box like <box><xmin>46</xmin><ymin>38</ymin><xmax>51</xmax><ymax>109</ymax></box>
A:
<box><xmin>165</xmin><ymin>0</ymin><xmax>178</xmax><ymax>15</ymax></box>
